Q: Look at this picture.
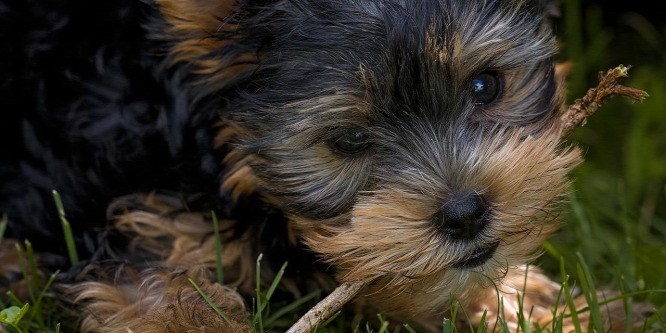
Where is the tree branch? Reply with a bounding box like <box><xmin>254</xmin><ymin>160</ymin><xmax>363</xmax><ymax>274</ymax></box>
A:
<box><xmin>286</xmin><ymin>280</ymin><xmax>369</xmax><ymax>333</ymax></box>
<box><xmin>559</xmin><ymin>64</ymin><xmax>648</xmax><ymax>138</ymax></box>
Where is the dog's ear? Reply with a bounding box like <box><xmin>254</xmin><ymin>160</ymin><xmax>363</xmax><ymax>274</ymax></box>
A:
<box><xmin>155</xmin><ymin>0</ymin><xmax>258</xmax><ymax>90</ymax></box>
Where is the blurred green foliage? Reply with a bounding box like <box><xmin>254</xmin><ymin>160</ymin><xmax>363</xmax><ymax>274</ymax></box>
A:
<box><xmin>543</xmin><ymin>0</ymin><xmax>666</xmax><ymax>309</ymax></box>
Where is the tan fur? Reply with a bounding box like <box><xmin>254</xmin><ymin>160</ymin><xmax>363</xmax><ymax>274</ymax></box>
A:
<box><xmin>66</xmin><ymin>194</ymin><xmax>338</xmax><ymax>332</ymax></box>
<box><xmin>106</xmin><ymin>193</ymin><xmax>256</xmax><ymax>292</ymax></box>
<box><xmin>294</xmin><ymin>126</ymin><xmax>582</xmax><ymax>317</ymax></box>
<box><xmin>71</xmin><ymin>266</ymin><xmax>252</xmax><ymax>333</ymax></box>
<box><xmin>155</xmin><ymin>0</ymin><xmax>258</xmax><ymax>89</ymax></box>
<box><xmin>43</xmin><ymin>1</ymin><xmax>655</xmax><ymax>332</ymax></box>
<box><xmin>466</xmin><ymin>266</ymin><xmax>655</xmax><ymax>332</ymax></box>
<box><xmin>68</xmin><ymin>195</ymin><xmax>256</xmax><ymax>332</ymax></box>
<box><xmin>61</xmin><ymin>147</ymin><xmax>653</xmax><ymax>332</ymax></box>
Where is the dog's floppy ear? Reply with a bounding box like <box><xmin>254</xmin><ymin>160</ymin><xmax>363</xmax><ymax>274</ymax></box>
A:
<box><xmin>156</xmin><ymin>0</ymin><xmax>258</xmax><ymax>90</ymax></box>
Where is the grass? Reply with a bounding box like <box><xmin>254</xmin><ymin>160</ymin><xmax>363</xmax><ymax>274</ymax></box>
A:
<box><xmin>51</xmin><ymin>191</ymin><xmax>79</xmax><ymax>266</ymax></box>
<box><xmin>0</xmin><ymin>240</ymin><xmax>61</xmax><ymax>332</ymax></box>
<box><xmin>538</xmin><ymin>0</ymin><xmax>666</xmax><ymax>327</ymax></box>
<box><xmin>2</xmin><ymin>1</ymin><xmax>665</xmax><ymax>332</ymax></box>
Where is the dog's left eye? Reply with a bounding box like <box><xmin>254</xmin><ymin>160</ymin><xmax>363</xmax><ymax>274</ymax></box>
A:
<box><xmin>329</xmin><ymin>130</ymin><xmax>372</xmax><ymax>156</ymax></box>
<box><xmin>471</xmin><ymin>71</ymin><xmax>501</xmax><ymax>105</ymax></box>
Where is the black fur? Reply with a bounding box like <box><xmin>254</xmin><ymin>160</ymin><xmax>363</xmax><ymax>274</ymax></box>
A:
<box><xmin>0</xmin><ymin>0</ymin><xmax>225</xmax><ymax>265</ymax></box>
<box><xmin>217</xmin><ymin>0</ymin><xmax>557</xmax><ymax>219</ymax></box>
<box><xmin>1</xmin><ymin>0</ymin><xmax>556</xmax><ymax>277</ymax></box>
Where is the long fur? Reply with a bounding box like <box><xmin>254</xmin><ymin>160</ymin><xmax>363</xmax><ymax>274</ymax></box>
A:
<box><xmin>0</xmin><ymin>0</ymin><xmax>654</xmax><ymax>331</ymax></box>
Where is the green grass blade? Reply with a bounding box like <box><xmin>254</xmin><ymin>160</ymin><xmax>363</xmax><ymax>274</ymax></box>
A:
<box><xmin>550</xmin><ymin>280</ymin><xmax>566</xmax><ymax>333</ymax></box>
<box><xmin>14</xmin><ymin>243</ymin><xmax>35</xmax><ymax>303</ymax></box>
<box><xmin>266</xmin><ymin>262</ymin><xmax>288</xmax><ymax>301</ymax></box>
<box><xmin>617</xmin><ymin>276</ymin><xmax>632</xmax><ymax>333</ymax></box>
<box><xmin>264</xmin><ymin>290</ymin><xmax>320</xmax><ymax>326</ymax></box>
<box><xmin>187</xmin><ymin>278</ymin><xmax>230</xmax><ymax>323</ymax></box>
<box><xmin>52</xmin><ymin>190</ymin><xmax>66</xmax><ymax>217</ymax></box>
<box><xmin>442</xmin><ymin>317</ymin><xmax>453</xmax><ymax>333</ymax></box>
<box><xmin>454</xmin><ymin>300</ymin><xmax>475</xmax><ymax>333</ymax></box>
<box><xmin>594</xmin><ymin>289</ymin><xmax>666</xmax><ymax>303</ymax></box>
<box><xmin>476</xmin><ymin>309</ymin><xmax>488</xmax><ymax>333</ymax></box>
<box><xmin>498</xmin><ymin>300</ymin><xmax>511</xmax><ymax>333</ymax></box>
<box><xmin>52</xmin><ymin>190</ymin><xmax>78</xmax><ymax>265</ymax></box>
<box><xmin>516</xmin><ymin>292</ymin><xmax>525</xmax><ymax>333</ymax></box>
<box><xmin>24</xmin><ymin>241</ymin><xmax>40</xmax><ymax>304</ymax></box>
<box><xmin>575</xmin><ymin>253</ymin><xmax>603</xmax><ymax>332</ymax></box>
<box><xmin>36</xmin><ymin>272</ymin><xmax>58</xmax><ymax>307</ymax></box>
<box><xmin>560</xmin><ymin>257</ymin><xmax>581</xmax><ymax>333</ymax></box>
<box><xmin>446</xmin><ymin>301</ymin><xmax>461</xmax><ymax>333</ymax></box>
<box><xmin>403</xmin><ymin>324</ymin><xmax>416</xmax><ymax>333</ymax></box>
<box><xmin>643</xmin><ymin>303</ymin><xmax>666</xmax><ymax>330</ymax></box>
<box><xmin>541</xmin><ymin>241</ymin><xmax>561</xmax><ymax>263</ymax></box>
<box><xmin>318</xmin><ymin>310</ymin><xmax>341</xmax><ymax>330</ymax></box>
<box><xmin>518</xmin><ymin>266</ymin><xmax>531</xmax><ymax>333</ymax></box>
<box><xmin>253</xmin><ymin>259</ymin><xmax>288</xmax><ymax>328</ymax></box>
<box><xmin>27</xmin><ymin>270</ymin><xmax>59</xmax><ymax>326</ymax></box>
<box><xmin>6</xmin><ymin>291</ymin><xmax>23</xmax><ymax>307</ymax></box>
<box><xmin>0</xmin><ymin>215</ymin><xmax>7</xmax><ymax>243</ymax></box>
<box><xmin>254</xmin><ymin>254</ymin><xmax>264</xmax><ymax>332</ymax></box>
<box><xmin>211</xmin><ymin>211</ymin><xmax>224</xmax><ymax>285</ymax></box>
<box><xmin>376</xmin><ymin>314</ymin><xmax>389</xmax><ymax>333</ymax></box>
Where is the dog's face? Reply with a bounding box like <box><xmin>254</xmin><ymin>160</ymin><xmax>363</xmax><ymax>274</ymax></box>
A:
<box><xmin>161</xmin><ymin>0</ymin><xmax>582</xmax><ymax>315</ymax></box>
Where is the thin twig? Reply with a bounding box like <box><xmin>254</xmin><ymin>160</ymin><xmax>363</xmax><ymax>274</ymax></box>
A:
<box><xmin>559</xmin><ymin>64</ymin><xmax>648</xmax><ymax>138</ymax></box>
<box><xmin>286</xmin><ymin>280</ymin><xmax>369</xmax><ymax>333</ymax></box>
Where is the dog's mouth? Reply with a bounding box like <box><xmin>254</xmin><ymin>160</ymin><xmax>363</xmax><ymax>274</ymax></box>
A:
<box><xmin>452</xmin><ymin>241</ymin><xmax>500</xmax><ymax>269</ymax></box>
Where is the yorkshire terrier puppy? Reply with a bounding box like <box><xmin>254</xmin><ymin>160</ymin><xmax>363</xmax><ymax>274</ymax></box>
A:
<box><xmin>0</xmin><ymin>0</ymin><xmax>652</xmax><ymax>332</ymax></box>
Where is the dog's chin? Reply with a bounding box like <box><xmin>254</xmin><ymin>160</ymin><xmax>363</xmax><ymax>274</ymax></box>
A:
<box><xmin>452</xmin><ymin>241</ymin><xmax>501</xmax><ymax>269</ymax></box>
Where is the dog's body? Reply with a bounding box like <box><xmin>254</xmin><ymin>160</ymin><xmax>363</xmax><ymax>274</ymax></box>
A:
<box><xmin>0</xmin><ymin>0</ymin><xmax>652</xmax><ymax>331</ymax></box>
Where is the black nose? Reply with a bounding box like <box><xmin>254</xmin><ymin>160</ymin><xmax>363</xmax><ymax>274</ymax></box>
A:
<box><xmin>435</xmin><ymin>194</ymin><xmax>490</xmax><ymax>240</ymax></box>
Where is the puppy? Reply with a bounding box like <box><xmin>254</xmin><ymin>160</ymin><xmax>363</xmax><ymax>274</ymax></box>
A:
<box><xmin>0</xmin><ymin>0</ymin><xmax>651</xmax><ymax>331</ymax></box>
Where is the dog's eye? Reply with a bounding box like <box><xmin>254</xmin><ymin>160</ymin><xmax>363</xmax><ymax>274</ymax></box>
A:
<box><xmin>471</xmin><ymin>72</ymin><xmax>501</xmax><ymax>105</ymax></box>
<box><xmin>329</xmin><ymin>130</ymin><xmax>372</xmax><ymax>155</ymax></box>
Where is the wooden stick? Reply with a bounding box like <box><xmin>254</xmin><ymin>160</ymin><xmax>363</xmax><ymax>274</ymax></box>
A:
<box><xmin>286</xmin><ymin>279</ymin><xmax>369</xmax><ymax>333</ymax></box>
<box><xmin>559</xmin><ymin>64</ymin><xmax>648</xmax><ymax>138</ymax></box>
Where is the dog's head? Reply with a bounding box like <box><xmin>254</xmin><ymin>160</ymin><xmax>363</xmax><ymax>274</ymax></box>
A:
<box><xmin>159</xmin><ymin>0</ymin><xmax>581</xmax><ymax>315</ymax></box>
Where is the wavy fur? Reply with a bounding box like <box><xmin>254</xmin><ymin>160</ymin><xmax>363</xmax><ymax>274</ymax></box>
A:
<box><xmin>1</xmin><ymin>0</ymin><xmax>652</xmax><ymax>331</ymax></box>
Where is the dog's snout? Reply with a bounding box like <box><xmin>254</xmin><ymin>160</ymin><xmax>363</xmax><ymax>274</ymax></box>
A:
<box><xmin>436</xmin><ymin>194</ymin><xmax>490</xmax><ymax>240</ymax></box>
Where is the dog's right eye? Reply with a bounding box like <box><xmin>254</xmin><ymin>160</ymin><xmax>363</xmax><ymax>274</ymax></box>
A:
<box><xmin>471</xmin><ymin>71</ymin><xmax>501</xmax><ymax>105</ymax></box>
<box><xmin>329</xmin><ymin>130</ymin><xmax>372</xmax><ymax>156</ymax></box>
